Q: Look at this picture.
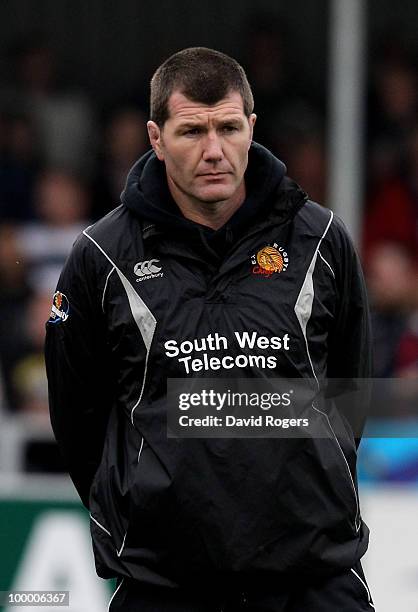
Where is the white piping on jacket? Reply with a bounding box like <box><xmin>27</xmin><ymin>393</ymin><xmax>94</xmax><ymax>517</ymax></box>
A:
<box><xmin>311</xmin><ymin>403</ymin><xmax>361</xmax><ymax>532</ymax></box>
<box><xmin>90</xmin><ymin>513</ymin><xmax>111</xmax><ymax>537</ymax></box>
<box><xmin>318</xmin><ymin>249</ymin><xmax>336</xmax><ymax>279</ymax></box>
<box><xmin>293</xmin><ymin>212</ymin><xmax>361</xmax><ymax>532</ymax></box>
<box><xmin>107</xmin><ymin>578</ymin><xmax>124</xmax><ymax>611</ymax></box>
<box><xmin>294</xmin><ymin>210</ymin><xmax>334</xmax><ymax>386</ymax></box>
<box><xmin>350</xmin><ymin>568</ymin><xmax>375</xmax><ymax>608</ymax></box>
<box><xmin>137</xmin><ymin>436</ymin><xmax>144</xmax><ymax>463</ymax></box>
<box><xmin>102</xmin><ymin>266</ymin><xmax>115</xmax><ymax>312</ymax></box>
<box><xmin>116</xmin><ymin>436</ymin><xmax>145</xmax><ymax>559</ymax></box>
<box><xmin>83</xmin><ymin>230</ymin><xmax>157</xmax><ymax>560</ymax></box>
<box><xmin>116</xmin><ymin>531</ymin><xmax>127</xmax><ymax>558</ymax></box>
<box><xmin>82</xmin><ymin>230</ymin><xmax>157</xmax><ymax>424</ymax></box>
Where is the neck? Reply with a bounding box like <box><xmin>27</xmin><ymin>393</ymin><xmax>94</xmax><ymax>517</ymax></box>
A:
<box><xmin>167</xmin><ymin>177</ymin><xmax>246</xmax><ymax>230</ymax></box>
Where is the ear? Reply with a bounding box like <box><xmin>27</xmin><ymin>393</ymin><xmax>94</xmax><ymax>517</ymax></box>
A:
<box><xmin>248</xmin><ymin>114</ymin><xmax>257</xmax><ymax>148</ymax></box>
<box><xmin>147</xmin><ymin>121</ymin><xmax>165</xmax><ymax>160</ymax></box>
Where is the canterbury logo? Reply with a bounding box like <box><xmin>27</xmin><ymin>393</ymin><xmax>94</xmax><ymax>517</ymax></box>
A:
<box><xmin>134</xmin><ymin>259</ymin><xmax>163</xmax><ymax>281</ymax></box>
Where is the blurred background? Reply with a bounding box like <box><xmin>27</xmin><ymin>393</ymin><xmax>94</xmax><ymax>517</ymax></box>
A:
<box><xmin>0</xmin><ymin>0</ymin><xmax>417</xmax><ymax>610</ymax></box>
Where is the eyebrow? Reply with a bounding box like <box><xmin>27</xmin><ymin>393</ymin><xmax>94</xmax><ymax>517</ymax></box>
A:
<box><xmin>176</xmin><ymin>122</ymin><xmax>202</xmax><ymax>131</ymax></box>
<box><xmin>176</xmin><ymin>117</ymin><xmax>245</xmax><ymax>131</ymax></box>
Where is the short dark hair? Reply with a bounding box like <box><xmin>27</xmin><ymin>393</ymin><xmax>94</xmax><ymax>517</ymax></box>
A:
<box><xmin>150</xmin><ymin>47</ymin><xmax>254</xmax><ymax>127</ymax></box>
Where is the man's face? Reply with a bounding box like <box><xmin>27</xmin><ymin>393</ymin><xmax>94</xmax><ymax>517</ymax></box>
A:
<box><xmin>147</xmin><ymin>91</ymin><xmax>256</xmax><ymax>206</ymax></box>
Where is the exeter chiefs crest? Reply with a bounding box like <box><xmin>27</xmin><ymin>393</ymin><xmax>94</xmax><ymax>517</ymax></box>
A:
<box><xmin>48</xmin><ymin>291</ymin><xmax>69</xmax><ymax>323</ymax></box>
<box><xmin>251</xmin><ymin>243</ymin><xmax>289</xmax><ymax>277</ymax></box>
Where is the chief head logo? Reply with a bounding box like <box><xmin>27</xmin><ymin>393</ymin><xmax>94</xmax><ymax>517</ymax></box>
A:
<box><xmin>134</xmin><ymin>259</ymin><xmax>163</xmax><ymax>282</ymax></box>
<box><xmin>55</xmin><ymin>292</ymin><xmax>63</xmax><ymax>310</ymax></box>
<box><xmin>251</xmin><ymin>243</ymin><xmax>288</xmax><ymax>277</ymax></box>
<box><xmin>48</xmin><ymin>291</ymin><xmax>69</xmax><ymax>323</ymax></box>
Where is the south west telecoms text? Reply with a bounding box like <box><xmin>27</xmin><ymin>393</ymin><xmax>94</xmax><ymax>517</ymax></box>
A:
<box><xmin>164</xmin><ymin>331</ymin><xmax>290</xmax><ymax>374</ymax></box>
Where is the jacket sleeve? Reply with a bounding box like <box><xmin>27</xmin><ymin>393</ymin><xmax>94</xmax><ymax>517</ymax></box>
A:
<box><xmin>45</xmin><ymin>234</ymin><xmax>113</xmax><ymax>508</ymax></box>
<box><xmin>325</xmin><ymin>216</ymin><xmax>373</xmax><ymax>444</ymax></box>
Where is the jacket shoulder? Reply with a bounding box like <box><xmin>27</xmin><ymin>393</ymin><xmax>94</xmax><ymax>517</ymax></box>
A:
<box><xmin>295</xmin><ymin>200</ymin><xmax>333</xmax><ymax>238</ymax></box>
<box><xmin>84</xmin><ymin>204</ymin><xmax>132</xmax><ymax>243</ymax></box>
<box><xmin>61</xmin><ymin>205</ymin><xmax>141</xmax><ymax>288</ymax></box>
<box><xmin>295</xmin><ymin>200</ymin><xmax>354</xmax><ymax>249</ymax></box>
<box><xmin>80</xmin><ymin>204</ymin><xmax>144</xmax><ymax>265</ymax></box>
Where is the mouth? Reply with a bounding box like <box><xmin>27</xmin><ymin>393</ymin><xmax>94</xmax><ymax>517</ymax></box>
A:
<box><xmin>197</xmin><ymin>172</ymin><xmax>230</xmax><ymax>177</ymax></box>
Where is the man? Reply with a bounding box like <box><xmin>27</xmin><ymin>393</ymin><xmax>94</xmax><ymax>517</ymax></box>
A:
<box><xmin>45</xmin><ymin>48</ymin><xmax>374</xmax><ymax>611</ymax></box>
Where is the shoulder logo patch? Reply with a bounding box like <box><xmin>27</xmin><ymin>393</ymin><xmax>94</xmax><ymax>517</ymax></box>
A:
<box><xmin>48</xmin><ymin>291</ymin><xmax>69</xmax><ymax>323</ymax></box>
<box><xmin>134</xmin><ymin>259</ymin><xmax>163</xmax><ymax>282</ymax></box>
<box><xmin>251</xmin><ymin>244</ymin><xmax>288</xmax><ymax>277</ymax></box>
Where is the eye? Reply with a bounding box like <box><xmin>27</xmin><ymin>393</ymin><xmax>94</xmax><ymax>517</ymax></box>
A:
<box><xmin>221</xmin><ymin>125</ymin><xmax>238</xmax><ymax>134</ymax></box>
<box><xmin>184</xmin><ymin>128</ymin><xmax>201</xmax><ymax>136</ymax></box>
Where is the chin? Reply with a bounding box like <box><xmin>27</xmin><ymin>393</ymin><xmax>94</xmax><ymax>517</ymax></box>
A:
<box><xmin>197</xmin><ymin>187</ymin><xmax>235</xmax><ymax>203</ymax></box>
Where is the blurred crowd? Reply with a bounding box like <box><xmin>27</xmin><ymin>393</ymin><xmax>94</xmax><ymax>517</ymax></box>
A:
<box><xmin>0</xmin><ymin>35</ymin><xmax>149</xmax><ymax>431</ymax></box>
<box><xmin>0</xmin><ymin>24</ymin><xmax>417</xmax><ymax>470</ymax></box>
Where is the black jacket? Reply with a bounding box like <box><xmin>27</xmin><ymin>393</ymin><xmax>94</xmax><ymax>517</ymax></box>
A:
<box><xmin>45</xmin><ymin>142</ymin><xmax>372</xmax><ymax>588</ymax></box>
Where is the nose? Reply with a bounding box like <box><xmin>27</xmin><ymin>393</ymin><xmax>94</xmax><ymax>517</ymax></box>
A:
<box><xmin>202</xmin><ymin>133</ymin><xmax>224</xmax><ymax>163</ymax></box>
